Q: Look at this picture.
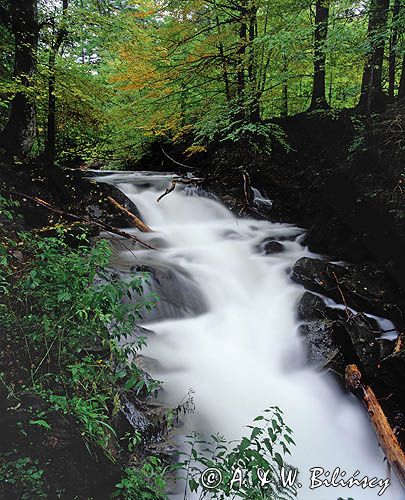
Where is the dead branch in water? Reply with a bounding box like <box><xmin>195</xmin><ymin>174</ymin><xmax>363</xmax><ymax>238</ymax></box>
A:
<box><xmin>242</xmin><ymin>170</ymin><xmax>251</xmax><ymax>205</ymax></box>
<box><xmin>4</xmin><ymin>190</ymin><xmax>156</xmax><ymax>250</ymax></box>
<box><xmin>345</xmin><ymin>364</ymin><xmax>405</xmax><ymax>488</ymax></box>
<box><xmin>332</xmin><ymin>271</ymin><xmax>352</xmax><ymax>320</ymax></box>
<box><xmin>107</xmin><ymin>196</ymin><xmax>152</xmax><ymax>232</ymax></box>
<box><xmin>238</xmin><ymin>170</ymin><xmax>264</xmax><ymax>218</ymax></box>
<box><xmin>156</xmin><ymin>176</ymin><xmax>213</xmax><ymax>203</ymax></box>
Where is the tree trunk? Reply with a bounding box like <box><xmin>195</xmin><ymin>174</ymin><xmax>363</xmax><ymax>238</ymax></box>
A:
<box><xmin>309</xmin><ymin>0</ymin><xmax>330</xmax><ymax>111</ymax></box>
<box><xmin>388</xmin><ymin>0</ymin><xmax>400</xmax><ymax>100</ymax></box>
<box><xmin>213</xmin><ymin>0</ymin><xmax>231</xmax><ymax>101</ymax></box>
<box><xmin>237</xmin><ymin>17</ymin><xmax>247</xmax><ymax>97</ymax></box>
<box><xmin>248</xmin><ymin>6</ymin><xmax>260</xmax><ymax>122</ymax></box>
<box><xmin>399</xmin><ymin>54</ymin><xmax>405</xmax><ymax>99</ymax></box>
<box><xmin>281</xmin><ymin>51</ymin><xmax>288</xmax><ymax>117</ymax></box>
<box><xmin>44</xmin><ymin>0</ymin><xmax>68</xmax><ymax>167</ymax></box>
<box><xmin>358</xmin><ymin>0</ymin><xmax>390</xmax><ymax>112</ymax></box>
<box><xmin>0</xmin><ymin>0</ymin><xmax>38</xmax><ymax>159</ymax></box>
<box><xmin>45</xmin><ymin>50</ymin><xmax>58</xmax><ymax>166</ymax></box>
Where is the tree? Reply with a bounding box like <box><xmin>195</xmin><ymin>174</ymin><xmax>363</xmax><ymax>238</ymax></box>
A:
<box><xmin>44</xmin><ymin>0</ymin><xmax>69</xmax><ymax>167</ymax></box>
<box><xmin>399</xmin><ymin>54</ymin><xmax>405</xmax><ymax>99</ymax></box>
<box><xmin>0</xmin><ymin>0</ymin><xmax>39</xmax><ymax>158</ymax></box>
<box><xmin>309</xmin><ymin>0</ymin><xmax>330</xmax><ymax>110</ymax></box>
<box><xmin>388</xmin><ymin>0</ymin><xmax>400</xmax><ymax>100</ymax></box>
<box><xmin>358</xmin><ymin>0</ymin><xmax>390</xmax><ymax>112</ymax></box>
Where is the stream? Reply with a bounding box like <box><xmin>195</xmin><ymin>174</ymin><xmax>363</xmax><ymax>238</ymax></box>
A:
<box><xmin>95</xmin><ymin>171</ymin><xmax>402</xmax><ymax>499</ymax></box>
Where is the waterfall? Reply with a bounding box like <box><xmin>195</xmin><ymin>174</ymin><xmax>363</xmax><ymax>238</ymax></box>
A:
<box><xmin>96</xmin><ymin>171</ymin><xmax>401</xmax><ymax>499</ymax></box>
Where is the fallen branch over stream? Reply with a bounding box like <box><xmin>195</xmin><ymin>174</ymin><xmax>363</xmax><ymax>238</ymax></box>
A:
<box><xmin>156</xmin><ymin>176</ymin><xmax>216</xmax><ymax>203</ymax></box>
<box><xmin>107</xmin><ymin>196</ymin><xmax>152</xmax><ymax>232</ymax></box>
<box><xmin>345</xmin><ymin>364</ymin><xmax>405</xmax><ymax>488</ymax></box>
<box><xmin>3</xmin><ymin>190</ymin><xmax>156</xmax><ymax>250</ymax></box>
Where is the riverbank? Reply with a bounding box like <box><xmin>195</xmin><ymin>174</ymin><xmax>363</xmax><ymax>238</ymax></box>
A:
<box><xmin>0</xmin><ymin>163</ymin><xmax>175</xmax><ymax>498</ymax></box>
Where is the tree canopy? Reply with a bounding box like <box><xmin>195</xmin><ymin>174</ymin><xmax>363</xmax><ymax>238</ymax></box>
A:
<box><xmin>0</xmin><ymin>0</ymin><xmax>404</xmax><ymax>164</ymax></box>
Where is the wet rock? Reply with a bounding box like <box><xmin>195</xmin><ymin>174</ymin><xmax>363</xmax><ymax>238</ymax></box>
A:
<box><xmin>134</xmin><ymin>355</ymin><xmax>163</xmax><ymax>373</ymax></box>
<box><xmin>297</xmin><ymin>292</ymin><xmax>387</xmax><ymax>377</ymax></box>
<box><xmin>333</xmin><ymin>314</ymin><xmax>384</xmax><ymax>381</ymax></box>
<box><xmin>297</xmin><ymin>293</ymin><xmax>342</xmax><ymax>368</ymax></box>
<box><xmin>131</xmin><ymin>265</ymin><xmax>207</xmax><ymax>320</ymax></box>
<box><xmin>303</xmin><ymin>210</ymin><xmax>372</xmax><ymax>263</ymax></box>
<box><xmin>263</xmin><ymin>233</ymin><xmax>299</xmax><ymax>243</ymax></box>
<box><xmin>291</xmin><ymin>257</ymin><xmax>402</xmax><ymax>324</ymax></box>
<box><xmin>339</xmin><ymin>265</ymin><xmax>401</xmax><ymax>323</ymax></box>
<box><xmin>297</xmin><ymin>292</ymin><xmax>328</xmax><ymax>321</ymax></box>
<box><xmin>298</xmin><ymin>320</ymin><xmax>340</xmax><ymax>369</ymax></box>
<box><xmin>263</xmin><ymin>241</ymin><xmax>285</xmax><ymax>254</ymax></box>
<box><xmin>378</xmin><ymin>339</ymin><xmax>395</xmax><ymax>360</ymax></box>
<box><xmin>297</xmin><ymin>291</ymin><xmax>347</xmax><ymax>322</ymax></box>
<box><xmin>121</xmin><ymin>398</ymin><xmax>154</xmax><ymax>435</ymax></box>
<box><xmin>291</xmin><ymin>257</ymin><xmax>347</xmax><ymax>292</ymax></box>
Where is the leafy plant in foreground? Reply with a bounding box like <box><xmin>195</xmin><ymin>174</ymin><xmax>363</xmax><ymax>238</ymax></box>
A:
<box><xmin>113</xmin><ymin>457</ymin><xmax>170</xmax><ymax>500</ymax></box>
<box><xmin>0</xmin><ymin>219</ymin><xmax>158</xmax><ymax>456</ymax></box>
<box><xmin>180</xmin><ymin>407</ymin><xmax>298</xmax><ymax>499</ymax></box>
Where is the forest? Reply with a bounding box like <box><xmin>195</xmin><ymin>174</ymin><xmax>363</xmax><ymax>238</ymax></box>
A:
<box><xmin>0</xmin><ymin>0</ymin><xmax>405</xmax><ymax>499</ymax></box>
<box><xmin>0</xmin><ymin>0</ymin><xmax>404</xmax><ymax>165</ymax></box>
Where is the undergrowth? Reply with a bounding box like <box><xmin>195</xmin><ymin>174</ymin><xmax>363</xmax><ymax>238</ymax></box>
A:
<box><xmin>0</xmin><ymin>195</ymin><xmax>299</xmax><ymax>499</ymax></box>
<box><xmin>0</xmin><ymin>195</ymin><xmax>167</xmax><ymax>498</ymax></box>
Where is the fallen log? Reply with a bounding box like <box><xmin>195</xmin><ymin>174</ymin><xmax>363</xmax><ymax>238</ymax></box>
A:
<box><xmin>345</xmin><ymin>363</ymin><xmax>405</xmax><ymax>489</ymax></box>
<box><xmin>4</xmin><ymin>189</ymin><xmax>156</xmax><ymax>250</ymax></box>
<box><xmin>107</xmin><ymin>196</ymin><xmax>152</xmax><ymax>233</ymax></box>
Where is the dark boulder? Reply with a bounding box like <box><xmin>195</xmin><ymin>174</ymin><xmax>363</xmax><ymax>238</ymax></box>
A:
<box><xmin>131</xmin><ymin>265</ymin><xmax>207</xmax><ymax>320</ymax></box>
<box><xmin>297</xmin><ymin>292</ymin><xmax>388</xmax><ymax>378</ymax></box>
<box><xmin>263</xmin><ymin>241</ymin><xmax>285</xmax><ymax>254</ymax></box>
<box><xmin>291</xmin><ymin>257</ymin><xmax>347</xmax><ymax>293</ymax></box>
<box><xmin>298</xmin><ymin>292</ymin><xmax>326</xmax><ymax>321</ymax></box>
<box><xmin>333</xmin><ymin>314</ymin><xmax>384</xmax><ymax>381</ymax></box>
<box><xmin>303</xmin><ymin>209</ymin><xmax>372</xmax><ymax>263</ymax></box>
<box><xmin>291</xmin><ymin>257</ymin><xmax>403</xmax><ymax>324</ymax></box>
<box><xmin>297</xmin><ymin>293</ymin><xmax>342</xmax><ymax>369</ymax></box>
<box><xmin>298</xmin><ymin>320</ymin><xmax>340</xmax><ymax>369</ymax></box>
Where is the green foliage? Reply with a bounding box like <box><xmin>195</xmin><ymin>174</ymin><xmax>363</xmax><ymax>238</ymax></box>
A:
<box><xmin>113</xmin><ymin>458</ymin><xmax>169</xmax><ymax>499</ymax></box>
<box><xmin>191</xmin><ymin>101</ymin><xmax>291</xmax><ymax>155</ymax></box>
<box><xmin>0</xmin><ymin>199</ymin><xmax>175</xmax><ymax>498</ymax></box>
<box><xmin>0</xmin><ymin>456</ymin><xmax>47</xmax><ymax>500</ymax></box>
<box><xmin>2</xmin><ymin>0</ymin><xmax>402</xmax><ymax>165</ymax></box>
<box><xmin>348</xmin><ymin>115</ymin><xmax>368</xmax><ymax>154</ymax></box>
<box><xmin>0</xmin><ymin>217</ymin><xmax>158</xmax><ymax>455</ymax></box>
<box><xmin>180</xmin><ymin>407</ymin><xmax>298</xmax><ymax>499</ymax></box>
<box><xmin>2</xmin><ymin>0</ymin><xmax>404</xmax><ymax>167</ymax></box>
<box><xmin>0</xmin><ymin>194</ymin><xmax>19</xmax><ymax>221</ymax></box>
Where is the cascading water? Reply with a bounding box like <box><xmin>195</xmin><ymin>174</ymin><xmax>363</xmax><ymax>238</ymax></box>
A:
<box><xmin>96</xmin><ymin>171</ymin><xmax>402</xmax><ymax>499</ymax></box>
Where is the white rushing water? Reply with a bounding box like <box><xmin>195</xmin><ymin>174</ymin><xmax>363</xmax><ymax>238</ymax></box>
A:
<box><xmin>96</xmin><ymin>171</ymin><xmax>402</xmax><ymax>500</ymax></box>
